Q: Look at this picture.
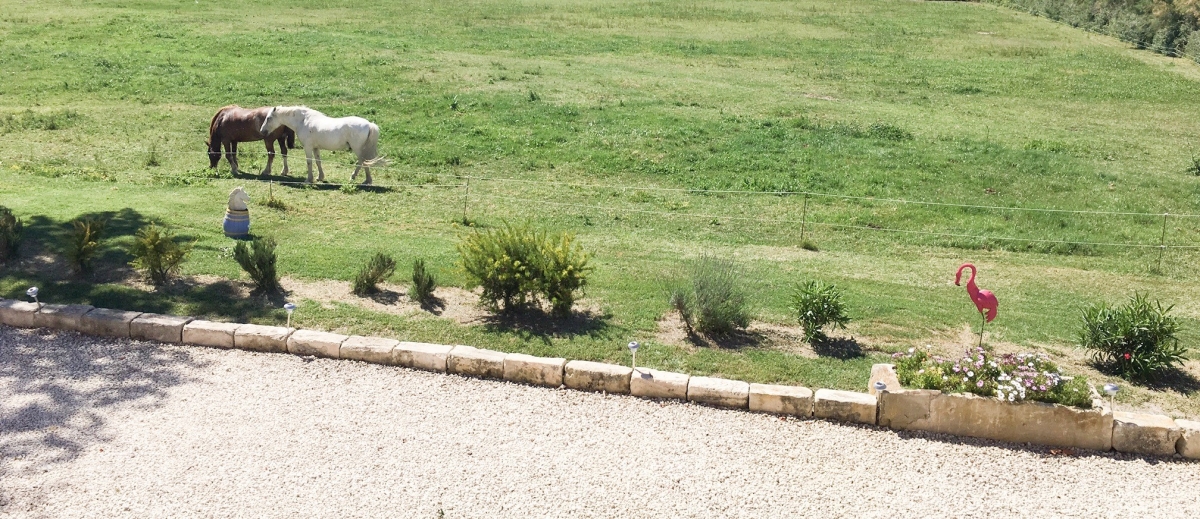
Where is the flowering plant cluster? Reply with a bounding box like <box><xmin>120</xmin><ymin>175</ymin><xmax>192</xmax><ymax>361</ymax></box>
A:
<box><xmin>893</xmin><ymin>346</ymin><xmax>1093</xmax><ymax>408</ymax></box>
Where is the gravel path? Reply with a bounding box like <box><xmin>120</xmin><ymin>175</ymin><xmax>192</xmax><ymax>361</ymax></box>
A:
<box><xmin>2</xmin><ymin>326</ymin><xmax>1197</xmax><ymax>518</ymax></box>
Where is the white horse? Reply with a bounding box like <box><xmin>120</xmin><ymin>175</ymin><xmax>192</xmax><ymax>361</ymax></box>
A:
<box><xmin>259</xmin><ymin>106</ymin><xmax>384</xmax><ymax>184</ymax></box>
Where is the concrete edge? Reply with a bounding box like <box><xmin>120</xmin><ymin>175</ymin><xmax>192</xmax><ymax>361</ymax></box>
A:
<box><xmin>5</xmin><ymin>302</ymin><xmax>1192</xmax><ymax>459</ymax></box>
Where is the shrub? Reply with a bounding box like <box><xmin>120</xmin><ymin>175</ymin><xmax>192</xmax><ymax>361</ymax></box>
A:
<box><xmin>408</xmin><ymin>258</ymin><xmax>438</xmax><ymax>304</ymax></box>
<box><xmin>792</xmin><ymin>280</ymin><xmax>850</xmax><ymax>344</ymax></box>
<box><xmin>672</xmin><ymin>255</ymin><xmax>750</xmax><ymax>337</ymax></box>
<box><xmin>538</xmin><ymin>233</ymin><xmax>589</xmax><ymax>317</ymax></box>
<box><xmin>352</xmin><ymin>252</ymin><xmax>395</xmax><ymax>296</ymax></box>
<box><xmin>1080</xmin><ymin>293</ymin><xmax>1185</xmax><ymax>381</ymax></box>
<box><xmin>458</xmin><ymin>223</ymin><xmax>591</xmax><ymax>315</ymax></box>
<box><xmin>0</xmin><ymin>206</ymin><xmax>22</xmax><ymax>262</ymax></box>
<box><xmin>128</xmin><ymin>223</ymin><xmax>191</xmax><ymax>285</ymax></box>
<box><xmin>894</xmin><ymin>346</ymin><xmax>1092</xmax><ymax>409</ymax></box>
<box><xmin>64</xmin><ymin>217</ymin><xmax>106</xmax><ymax>275</ymax></box>
<box><xmin>234</xmin><ymin>236</ymin><xmax>280</xmax><ymax>293</ymax></box>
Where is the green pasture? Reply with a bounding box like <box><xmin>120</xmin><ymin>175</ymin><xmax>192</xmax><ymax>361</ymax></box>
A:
<box><xmin>2</xmin><ymin>0</ymin><xmax>1200</xmax><ymax>415</ymax></box>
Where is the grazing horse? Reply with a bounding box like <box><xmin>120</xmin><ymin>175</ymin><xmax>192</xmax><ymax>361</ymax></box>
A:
<box><xmin>207</xmin><ymin>105</ymin><xmax>295</xmax><ymax>177</ymax></box>
<box><xmin>258</xmin><ymin>106</ymin><xmax>384</xmax><ymax>184</ymax></box>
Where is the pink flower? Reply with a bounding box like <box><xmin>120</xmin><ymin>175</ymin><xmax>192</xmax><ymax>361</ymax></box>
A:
<box><xmin>976</xmin><ymin>380</ymin><xmax>984</xmax><ymax>388</ymax></box>
<box><xmin>1123</xmin><ymin>353</ymin><xmax>1131</xmax><ymax>361</ymax></box>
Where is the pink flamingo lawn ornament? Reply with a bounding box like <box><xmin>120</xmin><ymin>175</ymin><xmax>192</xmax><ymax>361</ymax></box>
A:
<box><xmin>955</xmin><ymin>263</ymin><xmax>998</xmax><ymax>347</ymax></box>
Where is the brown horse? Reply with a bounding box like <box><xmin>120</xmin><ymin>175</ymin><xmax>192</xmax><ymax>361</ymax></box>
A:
<box><xmin>206</xmin><ymin>105</ymin><xmax>295</xmax><ymax>176</ymax></box>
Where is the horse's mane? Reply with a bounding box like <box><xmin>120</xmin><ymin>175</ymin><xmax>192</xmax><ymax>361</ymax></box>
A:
<box><xmin>277</xmin><ymin>105</ymin><xmax>322</xmax><ymax>118</ymax></box>
<box><xmin>208</xmin><ymin>105</ymin><xmax>240</xmax><ymax>144</ymax></box>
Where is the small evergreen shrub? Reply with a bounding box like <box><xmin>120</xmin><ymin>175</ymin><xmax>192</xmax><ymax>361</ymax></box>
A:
<box><xmin>894</xmin><ymin>346</ymin><xmax>1092</xmax><ymax>409</ymax></box>
<box><xmin>0</xmin><ymin>206</ymin><xmax>22</xmax><ymax>262</ymax></box>
<box><xmin>538</xmin><ymin>232</ymin><xmax>589</xmax><ymax>317</ymax></box>
<box><xmin>793</xmin><ymin>280</ymin><xmax>850</xmax><ymax>344</ymax></box>
<box><xmin>64</xmin><ymin>217</ymin><xmax>106</xmax><ymax>275</ymax></box>
<box><xmin>408</xmin><ymin>258</ymin><xmax>438</xmax><ymax>304</ymax></box>
<box><xmin>128</xmin><ymin>223</ymin><xmax>191</xmax><ymax>285</ymax></box>
<box><xmin>672</xmin><ymin>255</ymin><xmax>750</xmax><ymax>337</ymax></box>
<box><xmin>353</xmin><ymin>252</ymin><xmax>395</xmax><ymax>296</ymax></box>
<box><xmin>234</xmin><ymin>236</ymin><xmax>280</xmax><ymax>292</ymax></box>
<box><xmin>458</xmin><ymin>223</ymin><xmax>591</xmax><ymax>315</ymax></box>
<box><xmin>1080</xmin><ymin>293</ymin><xmax>1185</xmax><ymax>381</ymax></box>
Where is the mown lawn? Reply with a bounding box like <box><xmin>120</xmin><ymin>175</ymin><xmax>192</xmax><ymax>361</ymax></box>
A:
<box><xmin>1</xmin><ymin>0</ymin><xmax>1199</xmax><ymax>415</ymax></box>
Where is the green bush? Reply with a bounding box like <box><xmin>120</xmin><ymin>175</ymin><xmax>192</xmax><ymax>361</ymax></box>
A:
<box><xmin>672</xmin><ymin>255</ymin><xmax>750</xmax><ymax>337</ymax></box>
<box><xmin>352</xmin><ymin>252</ymin><xmax>395</xmax><ymax>296</ymax></box>
<box><xmin>64</xmin><ymin>217</ymin><xmax>106</xmax><ymax>275</ymax></box>
<box><xmin>128</xmin><ymin>223</ymin><xmax>191</xmax><ymax>285</ymax></box>
<box><xmin>538</xmin><ymin>233</ymin><xmax>589</xmax><ymax>317</ymax></box>
<box><xmin>894</xmin><ymin>346</ymin><xmax>1092</xmax><ymax>409</ymax></box>
<box><xmin>458</xmin><ymin>223</ymin><xmax>591</xmax><ymax>315</ymax></box>
<box><xmin>408</xmin><ymin>258</ymin><xmax>438</xmax><ymax>304</ymax></box>
<box><xmin>1080</xmin><ymin>293</ymin><xmax>1185</xmax><ymax>381</ymax></box>
<box><xmin>792</xmin><ymin>280</ymin><xmax>850</xmax><ymax>344</ymax></box>
<box><xmin>0</xmin><ymin>206</ymin><xmax>22</xmax><ymax>262</ymax></box>
<box><xmin>234</xmin><ymin>236</ymin><xmax>280</xmax><ymax>293</ymax></box>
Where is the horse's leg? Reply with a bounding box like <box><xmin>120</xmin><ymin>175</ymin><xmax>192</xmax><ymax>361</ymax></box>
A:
<box><xmin>262</xmin><ymin>139</ymin><xmax>275</xmax><ymax>177</ymax></box>
<box><xmin>352</xmin><ymin>159</ymin><xmax>362</xmax><ymax>181</ymax></box>
<box><xmin>364</xmin><ymin>163</ymin><xmax>373</xmax><ymax>185</ymax></box>
<box><xmin>304</xmin><ymin>146</ymin><xmax>315</xmax><ymax>184</ymax></box>
<box><xmin>224</xmin><ymin>141</ymin><xmax>237</xmax><ymax>175</ymax></box>
<box><xmin>232</xmin><ymin>141</ymin><xmax>241</xmax><ymax>175</ymax></box>
<box><xmin>280</xmin><ymin>140</ymin><xmax>290</xmax><ymax>176</ymax></box>
<box><xmin>314</xmin><ymin>149</ymin><xmax>326</xmax><ymax>182</ymax></box>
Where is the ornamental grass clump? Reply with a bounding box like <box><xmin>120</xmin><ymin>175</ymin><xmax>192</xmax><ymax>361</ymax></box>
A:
<box><xmin>128</xmin><ymin>223</ymin><xmax>191</xmax><ymax>285</ymax></box>
<box><xmin>1079</xmin><ymin>293</ymin><xmax>1185</xmax><ymax>381</ymax></box>
<box><xmin>64</xmin><ymin>217</ymin><xmax>106</xmax><ymax>275</ymax></box>
<box><xmin>893</xmin><ymin>346</ymin><xmax>1092</xmax><ymax>409</ymax></box>
<box><xmin>671</xmin><ymin>255</ymin><xmax>750</xmax><ymax>337</ymax></box>
<box><xmin>0</xmin><ymin>205</ymin><xmax>22</xmax><ymax>262</ymax></box>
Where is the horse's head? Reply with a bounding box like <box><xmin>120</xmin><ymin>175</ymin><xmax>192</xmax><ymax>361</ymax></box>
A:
<box><xmin>206</xmin><ymin>139</ymin><xmax>221</xmax><ymax>168</ymax></box>
<box><xmin>259</xmin><ymin>107</ymin><xmax>279</xmax><ymax>137</ymax></box>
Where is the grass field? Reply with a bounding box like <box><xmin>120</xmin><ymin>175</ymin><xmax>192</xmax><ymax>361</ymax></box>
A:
<box><xmin>2</xmin><ymin>0</ymin><xmax>1199</xmax><ymax>416</ymax></box>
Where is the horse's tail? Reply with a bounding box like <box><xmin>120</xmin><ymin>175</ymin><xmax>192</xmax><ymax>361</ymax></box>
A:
<box><xmin>284</xmin><ymin>127</ymin><xmax>295</xmax><ymax>149</ymax></box>
<box><xmin>362</xmin><ymin>122</ymin><xmax>387</xmax><ymax>167</ymax></box>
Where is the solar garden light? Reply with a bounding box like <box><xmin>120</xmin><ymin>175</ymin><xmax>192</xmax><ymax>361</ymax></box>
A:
<box><xmin>628</xmin><ymin>341</ymin><xmax>639</xmax><ymax>370</ymax></box>
<box><xmin>873</xmin><ymin>381</ymin><xmax>887</xmax><ymax>394</ymax></box>
<box><xmin>284</xmin><ymin>302</ymin><xmax>296</xmax><ymax>327</ymax></box>
<box><xmin>26</xmin><ymin>286</ymin><xmax>39</xmax><ymax>306</ymax></box>
<box><xmin>1103</xmin><ymin>383</ymin><xmax>1119</xmax><ymax>411</ymax></box>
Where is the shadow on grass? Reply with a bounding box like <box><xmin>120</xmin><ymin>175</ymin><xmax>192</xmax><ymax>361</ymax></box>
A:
<box><xmin>811</xmin><ymin>336</ymin><xmax>865</xmax><ymax>359</ymax></box>
<box><xmin>1093</xmin><ymin>363</ymin><xmax>1200</xmax><ymax>395</ymax></box>
<box><xmin>686</xmin><ymin>328</ymin><xmax>765</xmax><ymax>349</ymax></box>
<box><xmin>482</xmin><ymin>307</ymin><xmax>615</xmax><ymax>344</ymax></box>
<box><xmin>243</xmin><ymin>171</ymin><xmax>394</xmax><ymax>194</ymax></box>
<box><xmin>0</xmin><ymin>326</ymin><xmax>208</xmax><ymax>475</ymax></box>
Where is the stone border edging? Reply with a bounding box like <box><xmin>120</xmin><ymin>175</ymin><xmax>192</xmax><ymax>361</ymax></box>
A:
<box><xmin>0</xmin><ymin>298</ymin><xmax>1195</xmax><ymax>460</ymax></box>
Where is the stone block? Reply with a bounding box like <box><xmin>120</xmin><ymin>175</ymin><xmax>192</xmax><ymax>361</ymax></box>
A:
<box><xmin>564</xmin><ymin>361</ymin><xmax>632</xmax><ymax>394</ymax></box>
<box><xmin>1177</xmin><ymin>419</ymin><xmax>1200</xmax><ymax>460</ymax></box>
<box><xmin>750</xmin><ymin>384</ymin><xmax>813</xmax><ymax>417</ymax></box>
<box><xmin>78</xmin><ymin>308</ymin><xmax>143</xmax><ymax>338</ymax></box>
<box><xmin>1112</xmin><ymin>411</ymin><xmax>1182</xmax><ymax>457</ymax></box>
<box><xmin>183</xmin><ymin>321</ymin><xmax>242</xmax><ymax>349</ymax></box>
<box><xmin>868</xmin><ymin>363</ymin><xmax>901</xmax><ymax>396</ymax></box>
<box><xmin>234</xmin><ymin>324</ymin><xmax>295</xmax><ymax>353</ymax></box>
<box><xmin>814</xmin><ymin>389</ymin><xmax>877</xmax><ymax>425</ymax></box>
<box><xmin>34</xmin><ymin>303</ymin><xmax>95</xmax><ymax>332</ymax></box>
<box><xmin>630</xmin><ymin>368</ymin><xmax>689</xmax><ymax>400</ymax></box>
<box><xmin>340</xmin><ymin>336</ymin><xmax>399</xmax><ymax>365</ymax></box>
<box><xmin>503</xmin><ymin>353</ymin><xmax>566</xmax><ymax>387</ymax></box>
<box><xmin>393</xmin><ymin>341</ymin><xmax>453</xmax><ymax>372</ymax></box>
<box><xmin>287</xmin><ymin>329</ymin><xmax>348</xmax><ymax>359</ymax></box>
<box><xmin>0</xmin><ymin>299</ymin><xmax>40</xmax><ymax>327</ymax></box>
<box><xmin>878</xmin><ymin>389</ymin><xmax>1113</xmax><ymax>451</ymax></box>
<box><xmin>447</xmin><ymin>346</ymin><xmax>506</xmax><ymax>379</ymax></box>
<box><xmin>130</xmin><ymin>313</ymin><xmax>193</xmax><ymax>343</ymax></box>
<box><xmin>688</xmin><ymin>376</ymin><xmax>750</xmax><ymax>409</ymax></box>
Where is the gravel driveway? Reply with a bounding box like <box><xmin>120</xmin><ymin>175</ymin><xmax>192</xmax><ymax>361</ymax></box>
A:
<box><xmin>2</xmin><ymin>326</ymin><xmax>1197</xmax><ymax>518</ymax></box>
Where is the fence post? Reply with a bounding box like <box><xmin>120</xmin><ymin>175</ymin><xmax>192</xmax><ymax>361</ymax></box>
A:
<box><xmin>462</xmin><ymin>176</ymin><xmax>470</xmax><ymax>224</ymax></box>
<box><xmin>1157</xmin><ymin>212</ymin><xmax>1169</xmax><ymax>272</ymax></box>
<box><xmin>800</xmin><ymin>193</ymin><xmax>810</xmax><ymax>242</ymax></box>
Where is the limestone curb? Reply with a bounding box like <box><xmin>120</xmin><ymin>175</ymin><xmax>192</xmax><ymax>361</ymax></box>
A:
<box><xmin>287</xmin><ymin>329</ymin><xmax>348</xmax><ymax>359</ymax></box>
<box><xmin>131</xmin><ymin>313</ymin><xmax>194</xmax><ymax>344</ymax></box>
<box><xmin>9</xmin><ymin>304</ymin><xmax>1197</xmax><ymax>459</ymax></box>
<box><xmin>34</xmin><ymin>303</ymin><xmax>95</xmax><ymax>332</ymax></box>
<box><xmin>0</xmin><ymin>299</ymin><xmax>40</xmax><ymax>328</ymax></box>
<box><xmin>79</xmin><ymin>308</ymin><xmax>143</xmax><ymax>338</ymax></box>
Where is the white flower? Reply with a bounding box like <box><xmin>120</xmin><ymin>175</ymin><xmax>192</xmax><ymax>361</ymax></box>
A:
<box><xmin>909</xmin><ymin>347</ymin><xmax>915</xmax><ymax>353</ymax></box>
<box><xmin>967</xmin><ymin>370</ymin><xmax>975</xmax><ymax>377</ymax></box>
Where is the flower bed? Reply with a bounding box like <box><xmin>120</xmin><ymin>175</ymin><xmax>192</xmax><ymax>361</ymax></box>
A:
<box><xmin>892</xmin><ymin>346</ymin><xmax>1093</xmax><ymax>409</ymax></box>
